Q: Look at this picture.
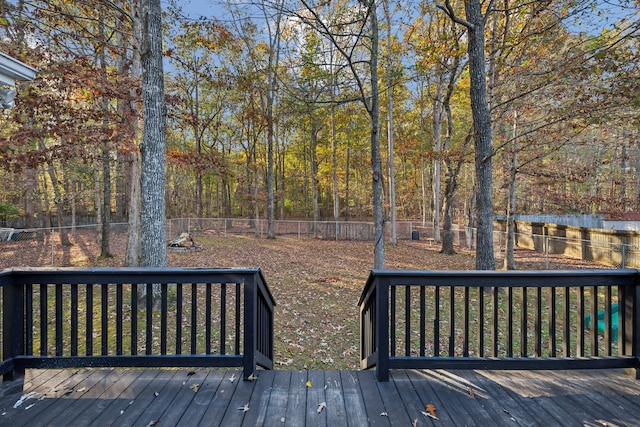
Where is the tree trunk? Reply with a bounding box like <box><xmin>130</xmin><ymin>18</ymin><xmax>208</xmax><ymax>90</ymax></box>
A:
<box><xmin>125</xmin><ymin>149</ymin><xmax>142</xmax><ymax>266</ymax></box>
<box><xmin>310</xmin><ymin>121</ymin><xmax>320</xmax><ymax>234</ymax></box>
<box><xmin>125</xmin><ymin>0</ymin><xmax>142</xmax><ymax>267</ymax></box>
<box><xmin>99</xmin><ymin>17</ymin><xmax>111</xmax><ymax>258</ymax></box>
<box><xmin>331</xmin><ymin>105</ymin><xmax>339</xmax><ymax>225</ymax></box>
<box><xmin>384</xmin><ymin>0</ymin><xmax>397</xmax><ymax>245</ymax></box>
<box><xmin>40</xmin><ymin>139</ymin><xmax>70</xmax><ymax>246</ymax></box>
<box><xmin>441</xmin><ymin>173</ymin><xmax>456</xmax><ymax>255</ymax></box>
<box><xmin>432</xmin><ymin>66</ymin><xmax>443</xmax><ymax>243</ymax></box>
<box><xmin>25</xmin><ymin>167</ymin><xmax>36</xmax><ymax>228</ymax></box>
<box><xmin>194</xmin><ymin>72</ymin><xmax>203</xmax><ymax>220</ymax></box>
<box><xmin>504</xmin><ymin>111</ymin><xmax>518</xmax><ymax>270</ymax></box>
<box><xmin>370</xmin><ymin>2</ymin><xmax>384</xmax><ymax>269</ymax></box>
<box><xmin>464</xmin><ymin>0</ymin><xmax>495</xmax><ymax>270</ymax></box>
<box><xmin>93</xmin><ymin>146</ymin><xmax>103</xmax><ymax>244</ymax></box>
<box><xmin>140</xmin><ymin>0</ymin><xmax>167</xmax><ymax>271</ymax></box>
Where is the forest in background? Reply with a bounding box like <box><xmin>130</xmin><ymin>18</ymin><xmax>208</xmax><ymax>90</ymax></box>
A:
<box><xmin>0</xmin><ymin>1</ymin><xmax>639</xmax><ymax>253</ymax></box>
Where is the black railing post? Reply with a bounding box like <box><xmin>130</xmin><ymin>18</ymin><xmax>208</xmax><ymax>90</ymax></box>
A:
<box><xmin>2</xmin><ymin>271</ymin><xmax>24</xmax><ymax>381</ymax></box>
<box><xmin>626</xmin><ymin>272</ymin><xmax>640</xmax><ymax>379</ymax></box>
<box><xmin>376</xmin><ymin>275</ymin><xmax>390</xmax><ymax>382</ymax></box>
<box><xmin>243</xmin><ymin>274</ymin><xmax>257</xmax><ymax>380</ymax></box>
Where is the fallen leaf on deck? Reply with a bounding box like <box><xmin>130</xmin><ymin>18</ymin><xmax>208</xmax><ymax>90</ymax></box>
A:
<box><xmin>306</xmin><ymin>380</ymin><xmax>312</xmax><ymax>387</ymax></box>
<box><xmin>317</xmin><ymin>402</ymin><xmax>326</xmax><ymax>414</ymax></box>
<box><xmin>467</xmin><ymin>386</ymin><xmax>475</xmax><ymax>398</ymax></box>
<box><xmin>189</xmin><ymin>383</ymin><xmax>200</xmax><ymax>392</ymax></box>
<box><xmin>229</xmin><ymin>374</ymin><xmax>237</xmax><ymax>383</ymax></box>
<box><xmin>380</xmin><ymin>412</ymin><xmax>388</xmax><ymax>417</ymax></box>
<box><xmin>247</xmin><ymin>373</ymin><xmax>258</xmax><ymax>381</ymax></box>
<box><xmin>153</xmin><ymin>392</ymin><xmax>159</xmax><ymax>397</ymax></box>
<box><xmin>426</xmin><ymin>403</ymin><xmax>437</xmax><ymax>418</ymax></box>
<box><xmin>238</xmin><ymin>403</ymin><xmax>250</xmax><ymax>413</ymax></box>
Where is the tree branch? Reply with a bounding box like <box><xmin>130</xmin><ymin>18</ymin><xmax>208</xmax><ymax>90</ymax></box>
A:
<box><xmin>437</xmin><ymin>0</ymin><xmax>473</xmax><ymax>30</ymax></box>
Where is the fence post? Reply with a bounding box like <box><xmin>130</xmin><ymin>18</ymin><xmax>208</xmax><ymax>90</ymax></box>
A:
<box><xmin>545</xmin><ymin>235</ymin><xmax>549</xmax><ymax>269</ymax></box>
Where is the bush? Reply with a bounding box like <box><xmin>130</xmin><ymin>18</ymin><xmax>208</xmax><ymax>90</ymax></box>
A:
<box><xmin>0</xmin><ymin>202</ymin><xmax>19</xmax><ymax>226</ymax></box>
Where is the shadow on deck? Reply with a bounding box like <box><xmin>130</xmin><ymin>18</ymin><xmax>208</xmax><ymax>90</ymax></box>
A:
<box><xmin>1</xmin><ymin>367</ymin><xmax>640</xmax><ymax>426</ymax></box>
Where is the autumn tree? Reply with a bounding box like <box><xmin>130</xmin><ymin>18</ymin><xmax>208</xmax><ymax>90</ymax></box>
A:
<box><xmin>290</xmin><ymin>0</ymin><xmax>385</xmax><ymax>267</ymax></box>
<box><xmin>441</xmin><ymin>0</ymin><xmax>495</xmax><ymax>270</ymax></box>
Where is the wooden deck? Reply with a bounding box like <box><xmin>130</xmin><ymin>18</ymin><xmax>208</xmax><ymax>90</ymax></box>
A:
<box><xmin>0</xmin><ymin>368</ymin><xmax>639</xmax><ymax>426</ymax></box>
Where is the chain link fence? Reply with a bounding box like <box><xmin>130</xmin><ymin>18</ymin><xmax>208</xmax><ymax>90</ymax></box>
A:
<box><xmin>2</xmin><ymin>219</ymin><xmax>633</xmax><ymax>269</ymax></box>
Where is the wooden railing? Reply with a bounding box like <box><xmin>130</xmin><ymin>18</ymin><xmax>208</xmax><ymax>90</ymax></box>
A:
<box><xmin>359</xmin><ymin>269</ymin><xmax>640</xmax><ymax>381</ymax></box>
<box><xmin>0</xmin><ymin>267</ymin><xmax>275</xmax><ymax>381</ymax></box>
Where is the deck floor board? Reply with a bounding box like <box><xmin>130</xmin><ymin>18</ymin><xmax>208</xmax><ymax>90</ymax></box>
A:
<box><xmin>0</xmin><ymin>368</ymin><xmax>639</xmax><ymax>426</ymax></box>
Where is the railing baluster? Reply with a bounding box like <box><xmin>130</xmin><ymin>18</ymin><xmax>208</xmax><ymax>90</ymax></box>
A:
<box><xmin>25</xmin><ymin>284</ymin><xmax>33</xmax><ymax>355</ymax></box>
<box><xmin>463</xmin><ymin>287</ymin><xmax>469</xmax><ymax>357</ymax></box>
<box><xmin>221</xmin><ymin>283</ymin><xmax>227</xmax><ymax>355</ymax></box>
<box><xmin>521</xmin><ymin>287</ymin><xmax>527</xmax><ymax>357</ymax></box>
<box><xmin>449</xmin><ymin>286</ymin><xmax>455</xmax><ymax>357</ymax></box>
<box><xmin>116</xmin><ymin>283</ymin><xmax>123</xmax><ymax>356</ymax></box>
<box><xmin>535</xmin><ymin>287</ymin><xmax>542</xmax><ymax>357</ymax></box>
<box><xmin>235</xmin><ymin>283</ymin><xmax>241</xmax><ymax>355</ymax></box>
<box><xmin>86</xmin><ymin>284</ymin><xmax>92</xmax><ymax>356</ymax></box>
<box><xmin>478</xmin><ymin>287</ymin><xmax>485</xmax><ymax>357</ymax></box>
<box><xmin>161</xmin><ymin>283</ymin><xmax>168</xmax><ymax>355</ymax></box>
<box><xmin>191</xmin><ymin>283</ymin><xmax>197</xmax><ymax>354</ymax></box>
<box><xmin>206</xmin><ymin>283</ymin><xmax>212</xmax><ymax>354</ymax></box>
<box><xmin>146</xmin><ymin>284</ymin><xmax>153</xmax><ymax>355</ymax></box>
<box><xmin>390</xmin><ymin>286</ymin><xmax>396</xmax><ymax>357</ymax></box>
<box><xmin>40</xmin><ymin>284</ymin><xmax>48</xmax><ymax>356</ymax></box>
<box><xmin>101</xmin><ymin>283</ymin><xmax>108</xmax><ymax>355</ymax></box>
<box><xmin>618</xmin><ymin>285</ymin><xmax>626</xmax><ymax>354</ymax></box>
<box><xmin>434</xmin><ymin>286</ymin><xmax>440</xmax><ymax>357</ymax></box>
<box><xmin>591</xmin><ymin>286</ymin><xmax>598</xmax><ymax>356</ymax></box>
<box><xmin>419</xmin><ymin>286</ymin><xmax>425</xmax><ymax>357</ymax></box>
<box><xmin>492</xmin><ymin>286</ymin><xmax>499</xmax><ymax>357</ymax></box>
<box><xmin>605</xmin><ymin>286</ymin><xmax>612</xmax><ymax>356</ymax></box>
<box><xmin>507</xmin><ymin>287</ymin><xmax>513</xmax><ymax>357</ymax></box>
<box><xmin>131</xmin><ymin>283</ymin><xmax>138</xmax><ymax>356</ymax></box>
<box><xmin>578</xmin><ymin>287</ymin><xmax>585</xmax><ymax>357</ymax></box>
<box><xmin>71</xmin><ymin>284</ymin><xmax>78</xmax><ymax>356</ymax></box>
<box><xmin>176</xmin><ymin>283</ymin><xmax>183</xmax><ymax>355</ymax></box>
<box><xmin>549</xmin><ymin>287</ymin><xmax>556</xmax><ymax>357</ymax></box>
<box><xmin>55</xmin><ymin>284</ymin><xmax>63</xmax><ymax>356</ymax></box>
<box><xmin>405</xmin><ymin>286</ymin><xmax>410</xmax><ymax>357</ymax></box>
<box><xmin>564</xmin><ymin>286</ymin><xmax>570</xmax><ymax>357</ymax></box>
